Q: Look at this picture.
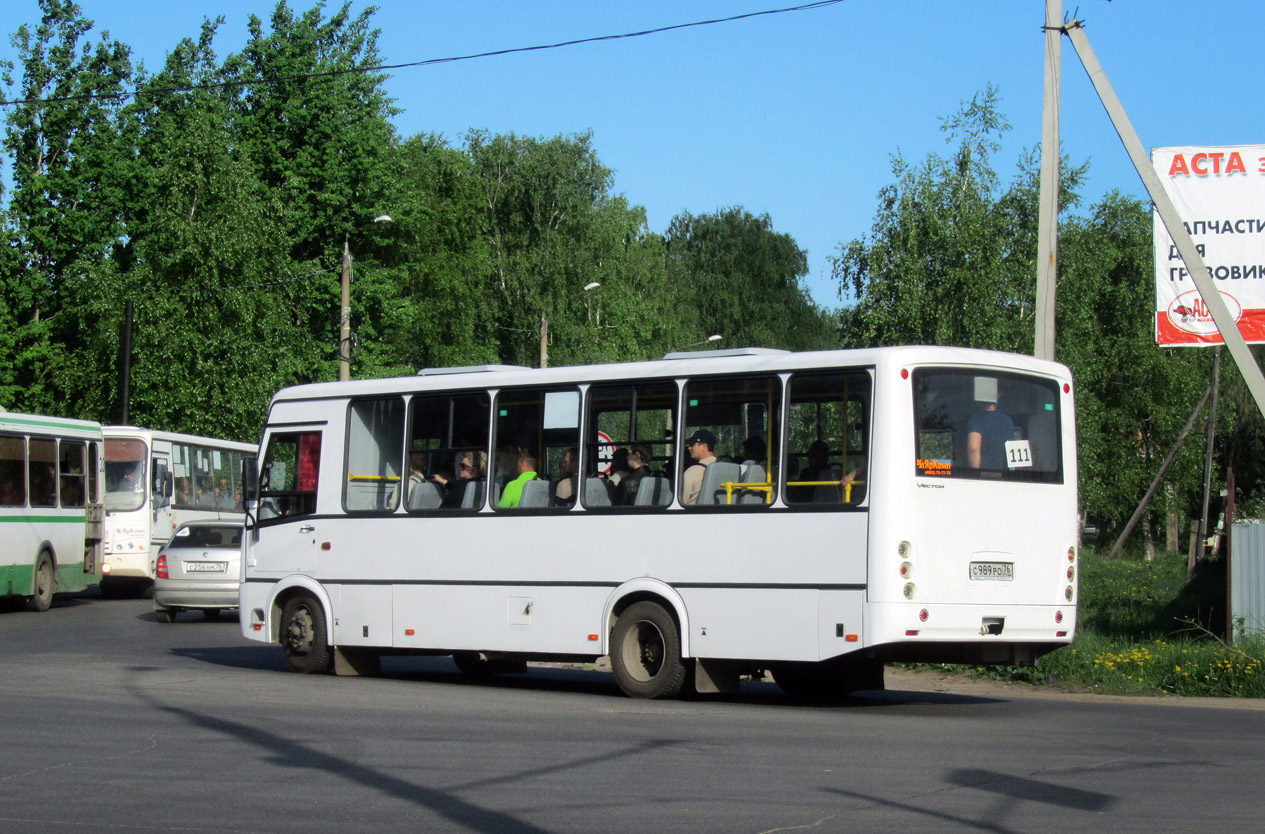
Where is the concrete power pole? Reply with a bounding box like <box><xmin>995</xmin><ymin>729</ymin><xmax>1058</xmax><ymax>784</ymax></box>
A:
<box><xmin>1034</xmin><ymin>0</ymin><xmax>1061</xmax><ymax>361</ymax></box>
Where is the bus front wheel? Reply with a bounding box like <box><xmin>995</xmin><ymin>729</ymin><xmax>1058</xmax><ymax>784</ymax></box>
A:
<box><xmin>610</xmin><ymin>601</ymin><xmax>687</xmax><ymax>699</ymax></box>
<box><xmin>26</xmin><ymin>553</ymin><xmax>55</xmax><ymax>612</ymax></box>
<box><xmin>280</xmin><ymin>596</ymin><xmax>332</xmax><ymax>674</ymax></box>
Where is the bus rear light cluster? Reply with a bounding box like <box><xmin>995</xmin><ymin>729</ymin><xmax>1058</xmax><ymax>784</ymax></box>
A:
<box><xmin>903</xmin><ymin>583</ymin><xmax>916</xmax><ymax>600</ymax></box>
<box><xmin>919</xmin><ymin>609</ymin><xmax>929</xmax><ymax>622</ymax></box>
<box><xmin>1064</xmin><ymin>586</ymin><xmax>1074</xmax><ymax>602</ymax></box>
<box><xmin>1054</xmin><ymin>610</ymin><xmax>1064</xmax><ymax>624</ymax></box>
<box><xmin>899</xmin><ymin>561</ymin><xmax>912</xmax><ymax>579</ymax></box>
<box><xmin>1067</xmin><ymin>546</ymin><xmax>1076</xmax><ymax>562</ymax></box>
<box><xmin>1066</xmin><ymin>565</ymin><xmax>1075</xmax><ymax>582</ymax></box>
<box><xmin>898</xmin><ymin>541</ymin><xmax>911</xmax><ymax>557</ymax></box>
<box><xmin>155</xmin><ymin>555</ymin><xmax>168</xmax><ymax>580</ymax></box>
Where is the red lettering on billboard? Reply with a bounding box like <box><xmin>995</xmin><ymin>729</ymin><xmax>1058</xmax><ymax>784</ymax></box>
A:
<box><xmin>1169</xmin><ymin>151</ymin><xmax>1247</xmax><ymax>176</ymax></box>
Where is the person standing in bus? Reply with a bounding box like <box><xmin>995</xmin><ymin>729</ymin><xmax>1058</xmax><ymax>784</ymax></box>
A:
<box><xmin>680</xmin><ymin>430</ymin><xmax>717</xmax><ymax>505</ymax></box>
<box><xmin>497</xmin><ymin>451</ymin><xmax>538</xmax><ymax>508</ymax></box>
<box><xmin>966</xmin><ymin>377</ymin><xmax>1014</xmax><ymax>471</ymax></box>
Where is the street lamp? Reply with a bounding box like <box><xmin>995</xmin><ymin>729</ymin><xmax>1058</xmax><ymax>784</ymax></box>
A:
<box><xmin>682</xmin><ymin>334</ymin><xmax>722</xmax><ymax>350</ymax></box>
<box><xmin>339</xmin><ymin>214</ymin><xmax>392</xmax><ymax>382</ymax></box>
<box><xmin>540</xmin><ymin>281</ymin><xmax>602</xmax><ymax>369</ymax></box>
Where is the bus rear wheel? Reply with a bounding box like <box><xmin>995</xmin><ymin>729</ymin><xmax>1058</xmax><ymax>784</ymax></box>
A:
<box><xmin>280</xmin><ymin>596</ymin><xmax>332</xmax><ymax>674</ymax></box>
<box><xmin>610</xmin><ymin>601</ymin><xmax>686</xmax><ymax>699</ymax></box>
<box><xmin>26</xmin><ymin>553</ymin><xmax>55</xmax><ymax>612</ymax></box>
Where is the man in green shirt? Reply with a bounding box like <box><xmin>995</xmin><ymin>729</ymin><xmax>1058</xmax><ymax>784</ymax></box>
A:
<box><xmin>498</xmin><ymin>451</ymin><xmax>538</xmax><ymax>508</ymax></box>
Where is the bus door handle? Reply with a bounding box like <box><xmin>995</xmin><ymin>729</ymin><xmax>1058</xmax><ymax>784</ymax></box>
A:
<box><xmin>298</xmin><ymin>524</ymin><xmax>316</xmax><ymax>533</ymax></box>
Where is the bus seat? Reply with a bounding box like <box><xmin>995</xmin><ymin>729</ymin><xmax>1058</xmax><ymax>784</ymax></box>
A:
<box><xmin>460</xmin><ymin>480</ymin><xmax>485</xmax><ymax>509</ymax></box>
<box><xmin>584</xmin><ymin>477</ymin><xmax>612</xmax><ymax>507</ymax></box>
<box><xmin>634</xmin><ymin>476</ymin><xmax>673</xmax><ymax>506</ymax></box>
<box><xmin>407</xmin><ymin>482</ymin><xmax>444</xmax><ymax>510</ymax></box>
<box><xmin>519</xmin><ymin>479</ymin><xmax>551</xmax><ymax>508</ymax></box>
<box><xmin>738</xmin><ymin>464</ymin><xmax>768</xmax><ymax>505</ymax></box>
<box><xmin>698</xmin><ymin>461</ymin><xmax>742</xmax><ymax>506</ymax></box>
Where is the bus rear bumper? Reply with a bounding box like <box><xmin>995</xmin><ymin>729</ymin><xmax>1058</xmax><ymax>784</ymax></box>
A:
<box><xmin>867</xmin><ymin>602</ymin><xmax>1075</xmax><ymax>666</ymax></box>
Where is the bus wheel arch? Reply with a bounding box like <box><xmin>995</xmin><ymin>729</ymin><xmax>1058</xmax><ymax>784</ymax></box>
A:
<box><xmin>26</xmin><ymin>548</ymin><xmax>57</xmax><ymax>612</ymax></box>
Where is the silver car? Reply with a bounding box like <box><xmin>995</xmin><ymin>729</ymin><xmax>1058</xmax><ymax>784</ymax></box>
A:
<box><xmin>152</xmin><ymin>521</ymin><xmax>243</xmax><ymax>623</ymax></box>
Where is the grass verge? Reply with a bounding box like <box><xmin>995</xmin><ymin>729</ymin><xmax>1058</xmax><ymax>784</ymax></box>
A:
<box><xmin>912</xmin><ymin>547</ymin><xmax>1265</xmax><ymax>697</ymax></box>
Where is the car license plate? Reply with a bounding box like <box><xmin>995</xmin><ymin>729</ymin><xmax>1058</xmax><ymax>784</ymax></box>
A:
<box><xmin>969</xmin><ymin>561</ymin><xmax>1014</xmax><ymax>581</ymax></box>
<box><xmin>184</xmin><ymin>561</ymin><xmax>227</xmax><ymax>573</ymax></box>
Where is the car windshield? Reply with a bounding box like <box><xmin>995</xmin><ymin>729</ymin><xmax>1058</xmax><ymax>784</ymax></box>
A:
<box><xmin>172</xmin><ymin>525</ymin><xmax>242</xmax><ymax>549</ymax></box>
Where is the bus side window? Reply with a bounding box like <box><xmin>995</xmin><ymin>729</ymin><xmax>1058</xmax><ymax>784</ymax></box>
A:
<box><xmin>681</xmin><ymin>375</ymin><xmax>781</xmax><ymax>507</ymax></box>
<box><xmin>585</xmin><ymin>381</ymin><xmax>677</xmax><ymax>509</ymax></box>
<box><xmin>59</xmin><ymin>441</ymin><xmax>86</xmax><ymax>508</ymax></box>
<box><xmin>494</xmin><ymin>388</ymin><xmax>579</xmax><ymax>511</ymax></box>
<box><xmin>785</xmin><ymin>370</ymin><xmax>871</xmax><ymax>506</ymax></box>
<box><xmin>0</xmin><ymin>435</ymin><xmax>26</xmax><ymax>506</ymax></box>
<box><xmin>345</xmin><ymin>397</ymin><xmax>405</xmax><ymax>512</ymax></box>
<box><xmin>28</xmin><ymin>437</ymin><xmax>57</xmax><ymax>508</ymax></box>
<box><xmin>405</xmin><ymin>393</ymin><xmax>490</xmax><ymax>512</ymax></box>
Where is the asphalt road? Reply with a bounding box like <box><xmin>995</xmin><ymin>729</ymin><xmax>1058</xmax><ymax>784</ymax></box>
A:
<box><xmin>1</xmin><ymin>589</ymin><xmax>1262</xmax><ymax>834</ymax></box>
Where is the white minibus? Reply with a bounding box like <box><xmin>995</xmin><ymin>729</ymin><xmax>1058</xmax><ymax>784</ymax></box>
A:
<box><xmin>240</xmin><ymin>346</ymin><xmax>1079</xmax><ymax>698</ymax></box>
<box><xmin>102</xmin><ymin>426</ymin><xmax>255</xmax><ymax>596</ymax></box>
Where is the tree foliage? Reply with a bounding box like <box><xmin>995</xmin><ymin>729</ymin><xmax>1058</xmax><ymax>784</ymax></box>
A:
<box><xmin>0</xmin><ymin>0</ymin><xmax>832</xmax><ymax>444</ymax></box>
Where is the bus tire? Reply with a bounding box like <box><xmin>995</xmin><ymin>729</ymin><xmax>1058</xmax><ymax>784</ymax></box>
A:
<box><xmin>610</xmin><ymin>601</ymin><xmax>686</xmax><ymax>699</ymax></box>
<box><xmin>280</xmin><ymin>595</ymin><xmax>332</xmax><ymax>674</ymax></box>
<box><xmin>26</xmin><ymin>553</ymin><xmax>56</xmax><ymax>612</ymax></box>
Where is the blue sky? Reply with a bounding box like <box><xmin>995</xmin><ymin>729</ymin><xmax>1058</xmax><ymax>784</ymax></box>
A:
<box><xmin>3</xmin><ymin>1</ymin><xmax>1262</xmax><ymax>308</ymax></box>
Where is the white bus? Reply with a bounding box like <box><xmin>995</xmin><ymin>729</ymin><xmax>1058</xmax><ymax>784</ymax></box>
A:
<box><xmin>0</xmin><ymin>411</ymin><xmax>105</xmax><ymax>611</ymax></box>
<box><xmin>240</xmin><ymin>346</ymin><xmax>1079</xmax><ymax>698</ymax></box>
<box><xmin>102</xmin><ymin>426</ymin><xmax>256</xmax><ymax>597</ymax></box>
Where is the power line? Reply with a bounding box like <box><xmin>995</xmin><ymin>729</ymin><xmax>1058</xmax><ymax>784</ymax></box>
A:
<box><xmin>0</xmin><ymin>1</ymin><xmax>845</xmax><ymax>108</ymax></box>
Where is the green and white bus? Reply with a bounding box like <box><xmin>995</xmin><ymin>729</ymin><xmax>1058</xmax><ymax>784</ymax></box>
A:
<box><xmin>0</xmin><ymin>410</ymin><xmax>105</xmax><ymax>611</ymax></box>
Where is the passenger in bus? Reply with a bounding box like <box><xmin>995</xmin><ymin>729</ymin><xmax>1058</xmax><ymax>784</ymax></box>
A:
<box><xmin>214</xmin><ymin>478</ymin><xmax>236</xmax><ymax>510</ymax></box>
<box><xmin>739</xmin><ymin>436</ymin><xmax>766</xmax><ymax>478</ymax></box>
<box><xmin>680</xmin><ymin>430</ymin><xmax>717</xmax><ymax>505</ymax></box>
<box><xmin>497</xmin><ymin>451</ymin><xmax>538</xmax><ymax>508</ymax></box>
<box><xmin>614</xmin><ymin>444</ymin><xmax>653</xmax><ymax>505</ymax></box>
<box><xmin>175</xmin><ymin>478</ymin><xmax>192</xmax><ymax>506</ymax></box>
<box><xmin>967</xmin><ymin>383</ymin><xmax>1015</xmax><ymax>470</ymax></box>
<box><xmin>791</xmin><ymin>440</ymin><xmax>833</xmax><ymax>502</ymax></box>
<box><xmin>554</xmin><ymin>447</ymin><xmax>578</xmax><ymax>507</ymax></box>
<box><xmin>606</xmin><ymin>448</ymin><xmax>631</xmax><ymax>486</ymax></box>
<box><xmin>406</xmin><ymin>452</ymin><xmax>426</xmax><ymax>493</ymax></box>
<box><xmin>443</xmin><ymin>451</ymin><xmax>486</xmax><ymax>509</ymax></box>
<box><xmin>494</xmin><ymin>446</ymin><xmax>518</xmax><ymax>492</ymax></box>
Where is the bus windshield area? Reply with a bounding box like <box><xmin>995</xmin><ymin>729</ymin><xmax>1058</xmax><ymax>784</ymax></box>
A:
<box><xmin>912</xmin><ymin>368</ymin><xmax>1063</xmax><ymax>483</ymax></box>
<box><xmin>104</xmin><ymin>439</ymin><xmax>147</xmax><ymax>512</ymax></box>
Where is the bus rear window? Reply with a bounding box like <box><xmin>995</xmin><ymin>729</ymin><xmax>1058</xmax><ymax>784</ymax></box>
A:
<box><xmin>912</xmin><ymin>368</ymin><xmax>1063</xmax><ymax>483</ymax></box>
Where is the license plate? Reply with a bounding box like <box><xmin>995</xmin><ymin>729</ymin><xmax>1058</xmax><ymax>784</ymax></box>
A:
<box><xmin>969</xmin><ymin>561</ymin><xmax>1014</xmax><ymax>581</ymax></box>
<box><xmin>184</xmin><ymin>561</ymin><xmax>227</xmax><ymax>573</ymax></box>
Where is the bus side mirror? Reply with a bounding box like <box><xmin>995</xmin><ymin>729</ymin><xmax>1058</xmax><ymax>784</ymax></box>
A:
<box><xmin>164</xmin><ymin>470</ymin><xmax>174</xmax><ymax>499</ymax></box>
<box><xmin>242</xmin><ymin>458</ymin><xmax>258</xmax><ymax>497</ymax></box>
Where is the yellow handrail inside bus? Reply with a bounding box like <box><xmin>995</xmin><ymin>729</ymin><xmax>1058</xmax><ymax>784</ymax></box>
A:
<box><xmin>347</xmin><ymin>474</ymin><xmax>401</xmax><ymax>483</ymax></box>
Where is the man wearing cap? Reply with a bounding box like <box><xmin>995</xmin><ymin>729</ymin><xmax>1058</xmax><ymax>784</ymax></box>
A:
<box><xmin>681</xmin><ymin>429</ymin><xmax>717</xmax><ymax>505</ymax></box>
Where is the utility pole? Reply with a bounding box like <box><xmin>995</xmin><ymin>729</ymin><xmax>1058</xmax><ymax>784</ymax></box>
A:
<box><xmin>1034</xmin><ymin>0</ymin><xmax>1061</xmax><ymax>361</ymax></box>
<box><xmin>339</xmin><ymin>235</ymin><xmax>352</xmax><ymax>382</ymax></box>
<box><xmin>539</xmin><ymin>312</ymin><xmax>548</xmax><ymax>369</ymax></box>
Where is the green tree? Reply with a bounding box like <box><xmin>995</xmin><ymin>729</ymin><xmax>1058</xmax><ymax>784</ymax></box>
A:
<box><xmin>834</xmin><ymin>86</ymin><xmax>1084</xmax><ymax>353</ymax></box>
<box><xmin>664</xmin><ymin>207</ymin><xmax>836</xmax><ymax>352</ymax></box>
<box><xmin>0</xmin><ymin>0</ymin><xmax>132</xmax><ymax>412</ymax></box>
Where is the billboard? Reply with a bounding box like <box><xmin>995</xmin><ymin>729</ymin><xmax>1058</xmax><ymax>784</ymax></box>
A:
<box><xmin>1154</xmin><ymin>144</ymin><xmax>1265</xmax><ymax>346</ymax></box>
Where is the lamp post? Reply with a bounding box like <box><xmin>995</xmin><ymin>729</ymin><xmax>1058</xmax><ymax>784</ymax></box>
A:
<box><xmin>339</xmin><ymin>214</ymin><xmax>392</xmax><ymax>382</ymax></box>
<box><xmin>540</xmin><ymin>282</ymin><xmax>602</xmax><ymax>369</ymax></box>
